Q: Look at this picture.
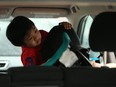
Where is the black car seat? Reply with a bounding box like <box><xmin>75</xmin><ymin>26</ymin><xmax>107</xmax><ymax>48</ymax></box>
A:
<box><xmin>41</xmin><ymin>25</ymin><xmax>92</xmax><ymax>67</ymax></box>
<box><xmin>8</xmin><ymin>66</ymin><xmax>63</xmax><ymax>87</ymax></box>
<box><xmin>89</xmin><ymin>11</ymin><xmax>116</xmax><ymax>66</ymax></box>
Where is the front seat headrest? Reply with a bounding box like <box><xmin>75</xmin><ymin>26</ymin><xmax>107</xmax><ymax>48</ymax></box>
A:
<box><xmin>89</xmin><ymin>12</ymin><xmax>116</xmax><ymax>52</ymax></box>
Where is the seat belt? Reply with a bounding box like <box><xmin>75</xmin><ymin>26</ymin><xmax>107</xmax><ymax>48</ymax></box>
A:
<box><xmin>66</xmin><ymin>29</ymin><xmax>92</xmax><ymax>66</ymax></box>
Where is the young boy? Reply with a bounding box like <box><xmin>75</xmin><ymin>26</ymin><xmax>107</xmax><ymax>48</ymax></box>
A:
<box><xmin>6</xmin><ymin>16</ymin><xmax>73</xmax><ymax>67</ymax></box>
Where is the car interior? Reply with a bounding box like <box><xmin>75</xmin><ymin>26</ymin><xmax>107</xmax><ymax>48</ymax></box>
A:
<box><xmin>0</xmin><ymin>0</ymin><xmax>116</xmax><ymax>87</ymax></box>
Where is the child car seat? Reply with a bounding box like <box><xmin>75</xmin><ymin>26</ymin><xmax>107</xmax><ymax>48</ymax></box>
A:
<box><xmin>41</xmin><ymin>25</ymin><xmax>91</xmax><ymax>67</ymax></box>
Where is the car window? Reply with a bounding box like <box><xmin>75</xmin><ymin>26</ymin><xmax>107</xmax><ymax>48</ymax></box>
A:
<box><xmin>0</xmin><ymin>21</ymin><xmax>22</xmax><ymax>56</ymax></box>
<box><xmin>78</xmin><ymin>15</ymin><xmax>93</xmax><ymax>48</ymax></box>
<box><xmin>30</xmin><ymin>17</ymin><xmax>69</xmax><ymax>32</ymax></box>
<box><xmin>0</xmin><ymin>17</ymin><xmax>69</xmax><ymax>56</ymax></box>
<box><xmin>0</xmin><ymin>17</ymin><xmax>69</xmax><ymax>70</ymax></box>
<box><xmin>77</xmin><ymin>15</ymin><xmax>100</xmax><ymax>59</ymax></box>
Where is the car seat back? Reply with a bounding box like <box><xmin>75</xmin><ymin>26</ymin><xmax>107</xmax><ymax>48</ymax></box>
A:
<box><xmin>89</xmin><ymin>12</ymin><xmax>116</xmax><ymax>65</ymax></box>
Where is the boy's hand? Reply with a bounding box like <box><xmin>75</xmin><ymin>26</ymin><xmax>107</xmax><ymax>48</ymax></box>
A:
<box><xmin>59</xmin><ymin>22</ymin><xmax>72</xmax><ymax>30</ymax></box>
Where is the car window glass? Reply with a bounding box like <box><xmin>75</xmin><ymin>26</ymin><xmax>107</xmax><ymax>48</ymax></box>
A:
<box><xmin>79</xmin><ymin>15</ymin><xmax>93</xmax><ymax>48</ymax></box>
<box><xmin>0</xmin><ymin>17</ymin><xmax>69</xmax><ymax>56</ymax></box>
<box><xmin>78</xmin><ymin>15</ymin><xmax>100</xmax><ymax>59</ymax></box>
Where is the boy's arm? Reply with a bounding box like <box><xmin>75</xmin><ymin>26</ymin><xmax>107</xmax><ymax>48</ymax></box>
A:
<box><xmin>21</xmin><ymin>47</ymin><xmax>38</xmax><ymax>66</ymax></box>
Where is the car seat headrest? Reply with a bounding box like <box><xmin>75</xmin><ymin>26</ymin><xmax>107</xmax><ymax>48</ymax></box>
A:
<box><xmin>89</xmin><ymin>12</ymin><xmax>116</xmax><ymax>52</ymax></box>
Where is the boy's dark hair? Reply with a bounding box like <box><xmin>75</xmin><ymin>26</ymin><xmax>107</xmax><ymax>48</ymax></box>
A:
<box><xmin>6</xmin><ymin>16</ymin><xmax>34</xmax><ymax>46</ymax></box>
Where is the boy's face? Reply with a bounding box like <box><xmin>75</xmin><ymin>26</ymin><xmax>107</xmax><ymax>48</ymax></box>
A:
<box><xmin>23</xmin><ymin>26</ymin><xmax>42</xmax><ymax>47</ymax></box>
